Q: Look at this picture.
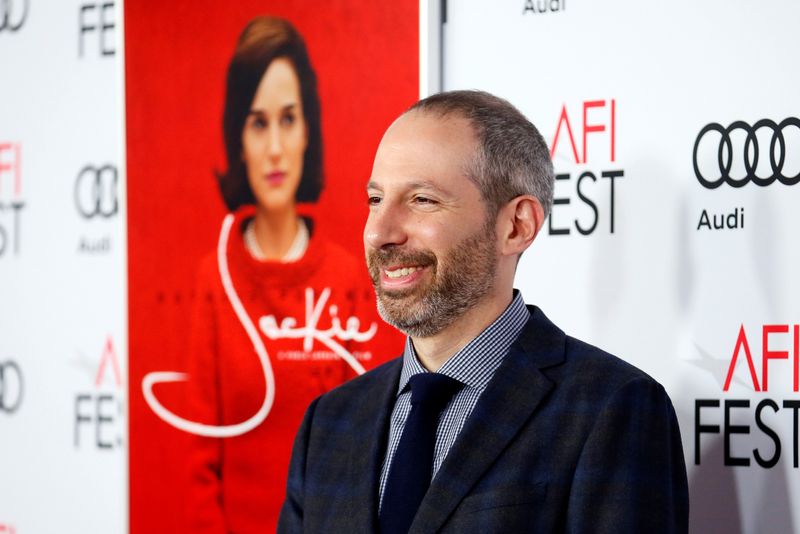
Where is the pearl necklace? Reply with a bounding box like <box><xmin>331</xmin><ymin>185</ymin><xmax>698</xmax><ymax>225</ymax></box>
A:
<box><xmin>244</xmin><ymin>218</ymin><xmax>309</xmax><ymax>262</ymax></box>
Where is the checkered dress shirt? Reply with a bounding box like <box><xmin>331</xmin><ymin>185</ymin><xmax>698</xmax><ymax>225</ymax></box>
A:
<box><xmin>378</xmin><ymin>291</ymin><xmax>530</xmax><ymax>509</ymax></box>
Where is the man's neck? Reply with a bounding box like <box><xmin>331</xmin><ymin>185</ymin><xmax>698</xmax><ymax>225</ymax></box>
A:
<box><xmin>411</xmin><ymin>289</ymin><xmax>514</xmax><ymax>372</ymax></box>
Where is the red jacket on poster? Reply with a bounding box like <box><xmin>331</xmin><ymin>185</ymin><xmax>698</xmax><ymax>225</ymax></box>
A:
<box><xmin>185</xmin><ymin>208</ymin><xmax>403</xmax><ymax>532</ymax></box>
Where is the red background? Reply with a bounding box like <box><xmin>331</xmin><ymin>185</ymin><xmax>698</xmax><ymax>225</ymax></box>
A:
<box><xmin>125</xmin><ymin>2</ymin><xmax>418</xmax><ymax>531</ymax></box>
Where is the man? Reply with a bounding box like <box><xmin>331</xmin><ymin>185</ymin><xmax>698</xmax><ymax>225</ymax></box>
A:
<box><xmin>278</xmin><ymin>90</ymin><xmax>688</xmax><ymax>533</ymax></box>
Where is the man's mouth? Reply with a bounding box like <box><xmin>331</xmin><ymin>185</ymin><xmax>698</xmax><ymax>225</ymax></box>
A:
<box><xmin>367</xmin><ymin>248</ymin><xmax>437</xmax><ymax>292</ymax></box>
<box><xmin>384</xmin><ymin>266</ymin><xmax>423</xmax><ymax>279</ymax></box>
<box><xmin>379</xmin><ymin>264</ymin><xmax>429</xmax><ymax>291</ymax></box>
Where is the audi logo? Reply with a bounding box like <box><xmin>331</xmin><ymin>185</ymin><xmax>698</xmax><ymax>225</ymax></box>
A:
<box><xmin>693</xmin><ymin>118</ymin><xmax>800</xmax><ymax>189</ymax></box>
<box><xmin>74</xmin><ymin>164</ymin><xmax>118</xmax><ymax>218</ymax></box>
<box><xmin>0</xmin><ymin>360</ymin><xmax>23</xmax><ymax>414</ymax></box>
<box><xmin>0</xmin><ymin>0</ymin><xmax>28</xmax><ymax>32</ymax></box>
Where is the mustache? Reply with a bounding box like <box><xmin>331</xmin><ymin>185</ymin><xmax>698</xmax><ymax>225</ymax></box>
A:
<box><xmin>366</xmin><ymin>247</ymin><xmax>437</xmax><ymax>277</ymax></box>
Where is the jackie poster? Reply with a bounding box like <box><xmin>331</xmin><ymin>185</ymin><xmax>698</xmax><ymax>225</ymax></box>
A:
<box><xmin>125</xmin><ymin>2</ymin><xmax>417</xmax><ymax>531</ymax></box>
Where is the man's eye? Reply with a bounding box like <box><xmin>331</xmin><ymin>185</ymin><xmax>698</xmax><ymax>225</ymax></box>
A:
<box><xmin>367</xmin><ymin>196</ymin><xmax>382</xmax><ymax>206</ymax></box>
<box><xmin>413</xmin><ymin>196</ymin><xmax>436</xmax><ymax>205</ymax></box>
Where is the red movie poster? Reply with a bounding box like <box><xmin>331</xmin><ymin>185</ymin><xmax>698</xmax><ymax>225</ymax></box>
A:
<box><xmin>125</xmin><ymin>2</ymin><xmax>417</xmax><ymax>531</ymax></box>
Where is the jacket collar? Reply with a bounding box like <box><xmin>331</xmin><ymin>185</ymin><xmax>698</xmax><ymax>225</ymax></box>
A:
<box><xmin>409</xmin><ymin>305</ymin><xmax>566</xmax><ymax>533</ymax></box>
<box><xmin>345</xmin><ymin>305</ymin><xmax>566</xmax><ymax>533</ymax></box>
<box><xmin>344</xmin><ymin>358</ymin><xmax>404</xmax><ymax>532</ymax></box>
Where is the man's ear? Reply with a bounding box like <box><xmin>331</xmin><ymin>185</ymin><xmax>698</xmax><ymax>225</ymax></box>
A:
<box><xmin>497</xmin><ymin>195</ymin><xmax>544</xmax><ymax>257</ymax></box>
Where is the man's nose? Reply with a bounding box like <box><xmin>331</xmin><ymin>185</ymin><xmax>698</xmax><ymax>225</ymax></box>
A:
<box><xmin>364</xmin><ymin>202</ymin><xmax>409</xmax><ymax>250</ymax></box>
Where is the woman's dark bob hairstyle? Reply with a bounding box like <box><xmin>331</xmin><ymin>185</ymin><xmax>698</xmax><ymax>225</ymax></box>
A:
<box><xmin>218</xmin><ymin>16</ymin><xmax>323</xmax><ymax>211</ymax></box>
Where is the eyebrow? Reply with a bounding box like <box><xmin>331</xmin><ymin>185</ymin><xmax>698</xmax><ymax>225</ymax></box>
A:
<box><xmin>366</xmin><ymin>179</ymin><xmax>450</xmax><ymax>195</ymax></box>
<box><xmin>248</xmin><ymin>102</ymin><xmax>298</xmax><ymax>114</ymax></box>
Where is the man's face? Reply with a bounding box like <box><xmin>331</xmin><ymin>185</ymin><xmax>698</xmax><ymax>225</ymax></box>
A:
<box><xmin>364</xmin><ymin>111</ymin><xmax>498</xmax><ymax>338</ymax></box>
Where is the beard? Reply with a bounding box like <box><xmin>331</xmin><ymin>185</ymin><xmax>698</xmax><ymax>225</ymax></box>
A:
<box><xmin>366</xmin><ymin>220</ymin><xmax>497</xmax><ymax>338</ymax></box>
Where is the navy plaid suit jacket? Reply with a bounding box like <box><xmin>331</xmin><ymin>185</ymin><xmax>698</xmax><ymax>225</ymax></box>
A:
<box><xmin>278</xmin><ymin>306</ymin><xmax>689</xmax><ymax>533</ymax></box>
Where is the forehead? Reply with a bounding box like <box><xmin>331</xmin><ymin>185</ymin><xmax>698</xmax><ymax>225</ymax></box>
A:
<box><xmin>369</xmin><ymin>111</ymin><xmax>478</xmax><ymax>191</ymax></box>
<box><xmin>252</xmin><ymin>57</ymin><xmax>301</xmax><ymax>106</ymax></box>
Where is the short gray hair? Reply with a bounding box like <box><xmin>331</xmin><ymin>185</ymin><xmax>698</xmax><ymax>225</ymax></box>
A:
<box><xmin>408</xmin><ymin>90</ymin><xmax>554</xmax><ymax>219</ymax></box>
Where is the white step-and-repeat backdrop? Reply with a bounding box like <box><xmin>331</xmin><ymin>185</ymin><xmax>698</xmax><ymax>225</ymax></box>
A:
<box><xmin>2</xmin><ymin>0</ymin><xmax>798</xmax><ymax>532</ymax></box>
<box><xmin>0</xmin><ymin>0</ymin><xmax>126</xmax><ymax>532</ymax></box>
<box><xmin>442</xmin><ymin>1</ymin><xmax>799</xmax><ymax>532</ymax></box>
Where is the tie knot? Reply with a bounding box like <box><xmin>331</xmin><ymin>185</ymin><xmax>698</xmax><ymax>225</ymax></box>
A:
<box><xmin>408</xmin><ymin>373</ymin><xmax>463</xmax><ymax>411</ymax></box>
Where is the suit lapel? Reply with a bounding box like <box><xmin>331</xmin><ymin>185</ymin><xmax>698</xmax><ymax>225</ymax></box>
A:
<box><xmin>409</xmin><ymin>307</ymin><xmax>566</xmax><ymax>533</ymax></box>
<box><xmin>342</xmin><ymin>358</ymin><xmax>402</xmax><ymax>533</ymax></box>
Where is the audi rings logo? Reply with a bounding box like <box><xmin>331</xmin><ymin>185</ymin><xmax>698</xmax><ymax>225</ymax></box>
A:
<box><xmin>693</xmin><ymin>118</ymin><xmax>800</xmax><ymax>189</ymax></box>
<box><xmin>0</xmin><ymin>0</ymin><xmax>28</xmax><ymax>32</ymax></box>
<box><xmin>0</xmin><ymin>360</ymin><xmax>23</xmax><ymax>414</ymax></box>
<box><xmin>74</xmin><ymin>164</ymin><xmax>118</xmax><ymax>218</ymax></box>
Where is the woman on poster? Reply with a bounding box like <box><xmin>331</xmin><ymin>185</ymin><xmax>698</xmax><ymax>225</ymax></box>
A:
<box><xmin>175</xmin><ymin>16</ymin><xmax>400</xmax><ymax>531</ymax></box>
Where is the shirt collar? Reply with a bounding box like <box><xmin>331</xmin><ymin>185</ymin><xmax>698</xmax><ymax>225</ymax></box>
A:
<box><xmin>396</xmin><ymin>290</ymin><xmax>530</xmax><ymax>394</ymax></box>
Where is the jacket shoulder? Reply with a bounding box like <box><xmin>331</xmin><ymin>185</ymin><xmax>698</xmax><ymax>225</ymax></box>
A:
<box><xmin>565</xmin><ymin>335</ymin><xmax>657</xmax><ymax>383</ymax></box>
<box><xmin>523</xmin><ymin>306</ymin><xmax>662</xmax><ymax>392</ymax></box>
<box><xmin>542</xmin><ymin>334</ymin><xmax>671</xmax><ymax>416</ymax></box>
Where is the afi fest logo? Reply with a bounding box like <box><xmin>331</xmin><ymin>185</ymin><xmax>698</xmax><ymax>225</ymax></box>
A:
<box><xmin>693</xmin><ymin>117</ymin><xmax>800</xmax><ymax>231</ymax></box>
<box><xmin>0</xmin><ymin>142</ymin><xmax>24</xmax><ymax>257</ymax></box>
<box><xmin>143</xmin><ymin>214</ymin><xmax>377</xmax><ymax>438</ymax></box>
<box><xmin>78</xmin><ymin>1</ymin><xmax>115</xmax><ymax>57</ymax></box>
<box><xmin>694</xmin><ymin>324</ymin><xmax>800</xmax><ymax>469</ymax></box>
<box><xmin>0</xmin><ymin>359</ymin><xmax>23</xmax><ymax>414</ymax></box>
<box><xmin>74</xmin><ymin>336</ymin><xmax>123</xmax><ymax>450</ymax></box>
<box><xmin>548</xmin><ymin>99</ymin><xmax>624</xmax><ymax>236</ymax></box>
<box><xmin>0</xmin><ymin>0</ymin><xmax>28</xmax><ymax>32</ymax></box>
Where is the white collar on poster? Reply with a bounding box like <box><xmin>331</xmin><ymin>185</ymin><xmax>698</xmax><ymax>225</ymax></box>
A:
<box><xmin>244</xmin><ymin>217</ymin><xmax>309</xmax><ymax>262</ymax></box>
<box><xmin>141</xmin><ymin>214</ymin><xmax>371</xmax><ymax>438</ymax></box>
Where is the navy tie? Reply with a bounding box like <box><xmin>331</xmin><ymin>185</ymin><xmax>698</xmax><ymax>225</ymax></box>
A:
<box><xmin>380</xmin><ymin>373</ymin><xmax>464</xmax><ymax>534</ymax></box>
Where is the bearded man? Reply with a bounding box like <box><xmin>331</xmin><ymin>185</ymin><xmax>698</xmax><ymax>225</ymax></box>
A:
<box><xmin>278</xmin><ymin>91</ymin><xmax>689</xmax><ymax>534</ymax></box>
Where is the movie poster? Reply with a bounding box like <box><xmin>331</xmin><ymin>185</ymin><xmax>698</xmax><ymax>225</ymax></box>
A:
<box><xmin>125</xmin><ymin>2</ymin><xmax>417</xmax><ymax>531</ymax></box>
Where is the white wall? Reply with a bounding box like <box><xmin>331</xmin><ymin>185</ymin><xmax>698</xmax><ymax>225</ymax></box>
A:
<box><xmin>443</xmin><ymin>1</ymin><xmax>800</xmax><ymax>532</ymax></box>
<box><xmin>0</xmin><ymin>0</ymin><xmax>126</xmax><ymax>532</ymax></box>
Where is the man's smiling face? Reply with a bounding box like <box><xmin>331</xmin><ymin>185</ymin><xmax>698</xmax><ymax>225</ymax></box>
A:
<box><xmin>364</xmin><ymin>111</ymin><xmax>499</xmax><ymax>338</ymax></box>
